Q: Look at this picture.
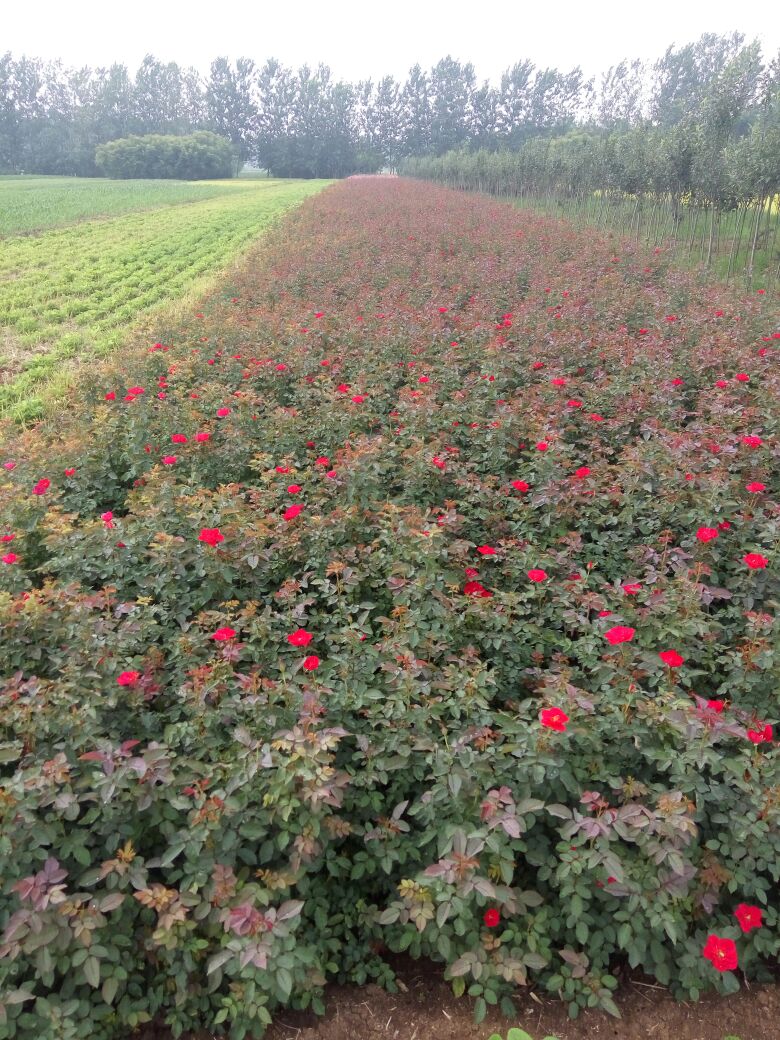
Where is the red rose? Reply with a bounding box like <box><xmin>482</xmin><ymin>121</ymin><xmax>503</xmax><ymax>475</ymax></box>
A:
<box><xmin>511</xmin><ymin>480</ymin><xmax>529</xmax><ymax>492</ymax></box>
<box><xmin>216</xmin><ymin>407</ymin><xmax>231</xmax><ymax>417</ymax></box>
<box><xmin>528</xmin><ymin>569</ymin><xmax>548</xmax><ymax>583</ymax></box>
<box><xmin>483</xmin><ymin>909</ymin><xmax>501</xmax><ymax>928</ymax></box>
<box><xmin>116</xmin><ymin>671</ymin><xmax>141</xmax><ymax>687</ymax></box>
<box><xmin>535</xmin><ymin>441</ymin><xmax>549</xmax><ymax>452</ymax></box>
<box><xmin>659</xmin><ymin>650</ymin><xmax>684</xmax><ymax>668</ymax></box>
<box><xmin>476</xmin><ymin>545</ymin><xmax>497</xmax><ymax>555</ymax></box>
<box><xmin>706</xmin><ymin>699</ymin><xmax>725</xmax><ymax>713</ymax></box>
<box><xmin>605</xmin><ymin>625</ymin><xmax>635</xmax><ymax>645</ymax></box>
<box><xmin>540</xmin><ymin>707</ymin><xmax>569</xmax><ymax>731</ymax></box>
<box><xmin>702</xmin><ymin>935</ymin><xmax>737</xmax><ymax>972</ymax></box>
<box><xmin>32</xmin><ymin>479</ymin><xmax>50</xmax><ymax>496</ymax></box>
<box><xmin>162</xmin><ymin>455</ymin><xmax>177</xmax><ymax>465</ymax></box>
<box><xmin>744</xmin><ymin>553</ymin><xmax>768</xmax><ymax>570</ymax></box>
<box><xmin>734</xmin><ymin>904</ymin><xmax>763</xmax><ymax>933</ymax></box>
<box><xmin>464</xmin><ymin>581</ymin><xmax>492</xmax><ymax>598</ymax></box>
<box><xmin>1</xmin><ymin>552</ymin><xmax>18</xmax><ymax>564</ymax></box>
<box><xmin>742</xmin><ymin>435</ymin><xmax>762</xmax><ymax>447</ymax></box>
<box><xmin>696</xmin><ymin>527</ymin><xmax>719</xmax><ymax>543</ymax></box>
<box><xmin>574</xmin><ymin>466</ymin><xmax>591</xmax><ymax>478</ymax></box>
<box><xmin>212</xmin><ymin>627</ymin><xmax>236</xmax><ymax>641</ymax></box>
<box><xmin>171</xmin><ymin>434</ymin><xmax>188</xmax><ymax>444</ymax></box>
<box><xmin>284</xmin><ymin>504</ymin><xmax>304</xmax><ymax>521</ymax></box>
<box><xmin>302</xmin><ymin>655</ymin><xmax>320</xmax><ymax>671</ymax></box>
<box><xmin>195</xmin><ymin>432</ymin><xmax>210</xmax><ymax>443</ymax></box>
<box><xmin>287</xmin><ymin>629</ymin><xmax>313</xmax><ymax>647</ymax></box>
<box><xmin>746</xmin><ymin>482</ymin><xmax>766</xmax><ymax>493</ymax></box>
<box><xmin>747</xmin><ymin>724</ymin><xmax>772</xmax><ymax>744</ymax></box>
<box><xmin>198</xmin><ymin>528</ymin><xmax>224</xmax><ymax>546</ymax></box>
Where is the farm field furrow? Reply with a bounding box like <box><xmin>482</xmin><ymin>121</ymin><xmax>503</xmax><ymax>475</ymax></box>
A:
<box><xmin>0</xmin><ymin>178</ymin><xmax>331</xmax><ymax>418</ymax></box>
<box><xmin>0</xmin><ymin>177</ymin><xmax>778</xmax><ymax>1040</ymax></box>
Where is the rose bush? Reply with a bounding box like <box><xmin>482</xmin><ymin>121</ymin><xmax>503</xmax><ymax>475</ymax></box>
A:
<box><xmin>0</xmin><ymin>178</ymin><xmax>777</xmax><ymax>1038</ymax></box>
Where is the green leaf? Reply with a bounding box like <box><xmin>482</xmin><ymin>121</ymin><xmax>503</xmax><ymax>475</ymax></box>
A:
<box><xmin>276</xmin><ymin>899</ymin><xmax>304</xmax><ymax>921</ymax></box>
<box><xmin>101</xmin><ymin>977</ymin><xmax>118</xmax><ymax>1005</ymax></box>
<box><xmin>0</xmin><ymin>742</ymin><xmax>23</xmax><ymax>764</ymax></box>
<box><xmin>207</xmin><ymin>950</ymin><xmax>233</xmax><ymax>974</ymax></box>
<box><xmin>600</xmin><ymin>996</ymin><xmax>622</xmax><ymax>1018</ymax></box>
<box><xmin>83</xmin><ymin>956</ymin><xmax>101</xmax><ymax>989</ymax></box>
<box><xmin>473</xmin><ymin>996</ymin><xmax>488</xmax><ymax>1025</ymax></box>
<box><xmin>5</xmin><ymin>989</ymin><xmax>35</xmax><ymax>1006</ymax></box>
<box><xmin>276</xmin><ymin>967</ymin><xmax>293</xmax><ymax>1001</ymax></box>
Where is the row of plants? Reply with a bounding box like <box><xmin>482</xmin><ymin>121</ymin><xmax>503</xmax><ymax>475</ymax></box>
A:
<box><xmin>402</xmin><ymin>126</ymin><xmax>780</xmax><ymax>287</ymax></box>
<box><xmin>0</xmin><ymin>176</ymin><xmax>231</xmax><ymax>237</ymax></box>
<box><xmin>0</xmin><ymin>178</ymin><xmax>777</xmax><ymax>1040</ymax></box>
<box><xmin>0</xmin><ymin>178</ymin><xmax>329</xmax><ymax>421</ymax></box>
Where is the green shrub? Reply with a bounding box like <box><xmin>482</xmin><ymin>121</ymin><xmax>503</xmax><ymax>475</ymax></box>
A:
<box><xmin>95</xmin><ymin>132</ymin><xmax>234</xmax><ymax>180</ymax></box>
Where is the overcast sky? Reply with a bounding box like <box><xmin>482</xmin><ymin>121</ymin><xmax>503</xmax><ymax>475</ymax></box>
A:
<box><xmin>5</xmin><ymin>0</ymin><xmax>779</xmax><ymax>83</ymax></box>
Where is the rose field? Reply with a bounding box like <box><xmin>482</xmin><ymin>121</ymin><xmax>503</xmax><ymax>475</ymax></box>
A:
<box><xmin>0</xmin><ymin>176</ymin><xmax>778</xmax><ymax>1040</ymax></box>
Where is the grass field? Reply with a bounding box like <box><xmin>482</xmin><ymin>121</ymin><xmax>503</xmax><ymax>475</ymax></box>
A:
<box><xmin>0</xmin><ymin>177</ymin><xmax>331</xmax><ymax>420</ymax></box>
<box><xmin>0</xmin><ymin>176</ymin><xmax>237</xmax><ymax>236</ymax></box>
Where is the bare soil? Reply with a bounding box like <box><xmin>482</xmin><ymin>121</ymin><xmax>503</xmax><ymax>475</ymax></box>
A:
<box><xmin>135</xmin><ymin>958</ymin><xmax>780</xmax><ymax>1040</ymax></box>
<box><xmin>263</xmin><ymin>959</ymin><xmax>780</xmax><ymax>1040</ymax></box>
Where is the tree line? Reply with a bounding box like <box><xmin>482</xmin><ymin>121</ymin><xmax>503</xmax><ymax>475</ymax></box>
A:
<box><xmin>0</xmin><ymin>50</ymin><xmax>590</xmax><ymax>177</ymax></box>
<box><xmin>0</xmin><ymin>33</ymin><xmax>777</xmax><ymax>191</ymax></box>
<box><xmin>402</xmin><ymin>35</ymin><xmax>780</xmax><ymax>284</ymax></box>
<box><xmin>0</xmin><ymin>35</ymin><xmax>756</xmax><ymax>176</ymax></box>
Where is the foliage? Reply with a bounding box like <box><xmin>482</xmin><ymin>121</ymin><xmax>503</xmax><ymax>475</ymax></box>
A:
<box><xmin>0</xmin><ymin>178</ymin><xmax>330</xmax><ymax>420</ymax></box>
<box><xmin>4</xmin><ymin>32</ymin><xmax>775</xmax><ymax>180</ymax></box>
<box><xmin>0</xmin><ymin>178</ymin><xmax>778</xmax><ymax>1040</ymax></box>
<box><xmin>94</xmin><ymin>131</ymin><xmax>234</xmax><ymax>180</ymax></box>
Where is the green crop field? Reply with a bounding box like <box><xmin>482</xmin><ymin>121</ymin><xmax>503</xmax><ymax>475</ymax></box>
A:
<box><xmin>0</xmin><ymin>177</ymin><xmax>331</xmax><ymax>420</ymax></box>
<box><xmin>0</xmin><ymin>176</ymin><xmax>238</xmax><ymax>236</ymax></box>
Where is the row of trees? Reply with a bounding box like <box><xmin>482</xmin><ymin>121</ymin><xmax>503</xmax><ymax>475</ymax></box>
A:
<box><xmin>0</xmin><ymin>52</ymin><xmax>590</xmax><ymax>177</ymax></box>
<box><xmin>402</xmin><ymin>72</ymin><xmax>780</xmax><ymax>283</ymax></box>
<box><xmin>3</xmin><ymin>34</ymin><xmax>776</xmax><ymax>178</ymax></box>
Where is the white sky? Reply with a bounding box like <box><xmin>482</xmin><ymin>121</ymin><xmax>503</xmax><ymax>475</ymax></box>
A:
<box><xmin>4</xmin><ymin>0</ymin><xmax>779</xmax><ymax>83</ymax></box>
